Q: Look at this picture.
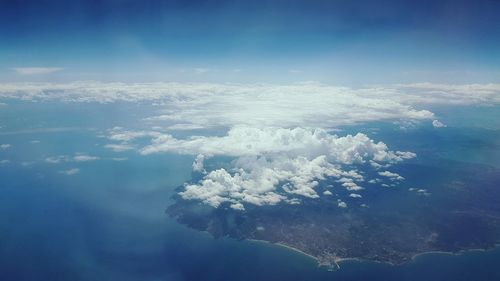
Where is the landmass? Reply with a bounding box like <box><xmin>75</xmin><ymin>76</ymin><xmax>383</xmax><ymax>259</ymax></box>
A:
<box><xmin>167</xmin><ymin>161</ymin><xmax>500</xmax><ymax>269</ymax></box>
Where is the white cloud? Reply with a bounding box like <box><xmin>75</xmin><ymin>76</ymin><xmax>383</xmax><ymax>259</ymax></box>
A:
<box><xmin>0</xmin><ymin>159</ymin><xmax>10</xmax><ymax>165</ymax></box>
<box><xmin>368</xmin><ymin>178</ymin><xmax>381</xmax><ymax>184</ymax></box>
<box><xmin>107</xmin><ymin>127</ymin><xmax>161</xmax><ymax>142</ymax></box>
<box><xmin>393</xmin><ymin>83</ymin><xmax>500</xmax><ymax>105</ymax></box>
<box><xmin>3</xmin><ymin>82</ymin><xmax>498</xmax><ymax>137</ymax></box>
<box><xmin>13</xmin><ymin>67</ymin><xmax>63</xmax><ymax>75</ymax></box>
<box><xmin>104</xmin><ymin>143</ymin><xmax>135</xmax><ymax>152</ymax></box>
<box><xmin>416</xmin><ymin>189</ymin><xmax>431</xmax><ymax>196</ymax></box>
<box><xmin>349</xmin><ymin>193</ymin><xmax>362</xmax><ymax>198</ymax></box>
<box><xmin>60</xmin><ymin>168</ymin><xmax>80</xmax><ymax>175</ymax></box>
<box><xmin>180</xmin><ymin>168</ymin><xmax>287</xmax><ymax>210</ymax></box>
<box><xmin>45</xmin><ymin>156</ymin><xmax>69</xmax><ymax>164</ymax></box>
<box><xmin>0</xmin><ymin>82</ymin><xmax>441</xmax><ymax>129</ymax></box>
<box><xmin>73</xmin><ymin>154</ymin><xmax>99</xmax><ymax>162</ymax></box>
<box><xmin>432</xmin><ymin>119</ymin><xmax>447</xmax><ymax>128</ymax></box>
<box><xmin>194</xmin><ymin>68</ymin><xmax>210</xmax><ymax>74</ymax></box>
<box><xmin>46</xmin><ymin>154</ymin><xmax>99</xmax><ymax>163</ymax></box>
<box><xmin>337</xmin><ymin>200</ymin><xmax>348</xmax><ymax>208</ymax></box>
<box><xmin>21</xmin><ymin>161</ymin><xmax>35</xmax><ymax>167</ymax></box>
<box><xmin>139</xmin><ymin>127</ymin><xmax>415</xmax><ymax>164</ymax></box>
<box><xmin>1</xmin><ymin>144</ymin><xmax>11</xmax><ymax>149</ymax></box>
<box><xmin>323</xmin><ymin>190</ymin><xmax>333</xmax><ymax>196</ymax></box>
<box><xmin>192</xmin><ymin>154</ymin><xmax>206</xmax><ymax>173</ymax></box>
<box><xmin>339</xmin><ymin>178</ymin><xmax>364</xmax><ymax>191</ymax></box>
<box><xmin>378</xmin><ymin>171</ymin><xmax>405</xmax><ymax>181</ymax></box>
<box><xmin>112</xmin><ymin>157</ymin><xmax>128</xmax><ymax>161</ymax></box>
<box><xmin>409</xmin><ymin>187</ymin><xmax>431</xmax><ymax>196</ymax></box>
<box><xmin>135</xmin><ymin>127</ymin><xmax>415</xmax><ymax>210</ymax></box>
<box><xmin>105</xmin><ymin>127</ymin><xmax>159</xmax><ymax>152</ymax></box>
<box><xmin>230</xmin><ymin>202</ymin><xmax>245</xmax><ymax>211</ymax></box>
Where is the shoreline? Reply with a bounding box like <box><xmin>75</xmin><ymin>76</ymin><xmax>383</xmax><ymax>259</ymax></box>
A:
<box><xmin>247</xmin><ymin>238</ymin><xmax>500</xmax><ymax>270</ymax></box>
<box><xmin>247</xmin><ymin>239</ymin><xmax>358</xmax><ymax>270</ymax></box>
<box><xmin>410</xmin><ymin>244</ymin><xmax>500</xmax><ymax>261</ymax></box>
<box><xmin>247</xmin><ymin>239</ymin><xmax>319</xmax><ymax>262</ymax></box>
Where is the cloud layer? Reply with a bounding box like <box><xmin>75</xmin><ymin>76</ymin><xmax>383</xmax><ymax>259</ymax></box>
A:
<box><xmin>3</xmin><ymin>82</ymin><xmax>497</xmax><ymax>210</ymax></box>
<box><xmin>2</xmin><ymin>82</ymin><xmax>499</xmax><ymax>130</ymax></box>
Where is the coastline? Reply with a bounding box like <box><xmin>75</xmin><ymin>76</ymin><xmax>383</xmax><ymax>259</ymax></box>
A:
<box><xmin>247</xmin><ymin>239</ymin><xmax>359</xmax><ymax>270</ymax></box>
<box><xmin>247</xmin><ymin>238</ymin><xmax>500</xmax><ymax>270</ymax></box>
<box><xmin>410</xmin><ymin>244</ymin><xmax>500</xmax><ymax>262</ymax></box>
<box><xmin>247</xmin><ymin>239</ymin><xmax>319</xmax><ymax>262</ymax></box>
<box><xmin>187</xmin><ymin>224</ymin><xmax>500</xmax><ymax>270</ymax></box>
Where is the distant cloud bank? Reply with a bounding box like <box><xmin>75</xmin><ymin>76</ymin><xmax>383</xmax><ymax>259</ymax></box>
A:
<box><xmin>12</xmin><ymin>67</ymin><xmax>64</xmax><ymax>75</ymax></box>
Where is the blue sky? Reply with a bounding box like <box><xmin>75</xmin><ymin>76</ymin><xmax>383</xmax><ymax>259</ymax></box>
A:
<box><xmin>1</xmin><ymin>0</ymin><xmax>499</xmax><ymax>84</ymax></box>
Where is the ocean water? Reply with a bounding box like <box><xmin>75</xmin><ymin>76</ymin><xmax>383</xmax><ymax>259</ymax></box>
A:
<box><xmin>1</xmin><ymin>102</ymin><xmax>500</xmax><ymax>281</ymax></box>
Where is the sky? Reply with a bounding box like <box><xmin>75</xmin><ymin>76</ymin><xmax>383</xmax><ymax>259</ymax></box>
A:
<box><xmin>1</xmin><ymin>0</ymin><xmax>500</xmax><ymax>84</ymax></box>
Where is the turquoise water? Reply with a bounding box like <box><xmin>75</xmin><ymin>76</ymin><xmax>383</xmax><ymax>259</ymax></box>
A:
<box><xmin>1</xmin><ymin>102</ymin><xmax>500</xmax><ymax>281</ymax></box>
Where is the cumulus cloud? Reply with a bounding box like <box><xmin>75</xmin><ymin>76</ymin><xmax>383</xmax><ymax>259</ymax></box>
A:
<box><xmin>139</xmin><ymin>127</ymin><xmax>415</xmax><ymax>163</ymax></box>
<box><xmin>45</xmin><ymin>156</ymin><xmax>68</xmax><ymax>164</ymax></box>
<box><xmin>73</xmin><ymin>155</ymin><xmax>99</xmax><ymax>162</ymax></box>
<box><xmin>378</xmin><ymin>171</ymin><xmax>405</xmax><ymax>181</ymax></box>
<box><xmin>60</xmin><ymin>168</ymin><xmax>80</xmax><ymax>175</ymax></box>
<box><xmin>409</xmin><ymin>187</ymin><xmax>431</xmax><ymax>196</ymax></box>
<box><xmin>13</xmin><ymin>67</ymin><xmax>63</xmax><ymax>75</ymax></box>
<box><xmin>432</xmin><ymin>119</ymin><xmax>447</xmax><ymax>128</ymax></box>
<box><xmin>192</xmin><ymin>154</ymin><xmax>206</xmax><ymax>173</ymax></box>
<box><xmin>337</xmin><ymin>200</ymin><xmax>348</xmax><ymax>208</ymax></box>
<box><xmin>104</xmin><ymin>143</ymin><xmax>135</xmax><ymax>152</ymax></box>
<box><xmin>46</xmin><ymin>154</ymin><xmax>99</xmax><ymax>163</ymax></box>
<box><xmin>131</xmin><ymin>127</ymin><xmax>416</xmax><ymax>210</ymax></box>
<box><xmin>112</xmin><ymin>157</ymin><xmax>128</xmax><ymax>161</ymax></box>
<box><xmin>339</xmin><ymin>179</ymin><xmax>364</xmax><ymax>191</ymax></box>
<box><xmin>1</xmin><ymin>144</ymin><xmax>11</xmax><ymax>149</ymax></box>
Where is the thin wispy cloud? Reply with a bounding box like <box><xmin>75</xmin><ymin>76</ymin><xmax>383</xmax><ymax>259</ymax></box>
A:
<box><xmin>13</xmin><ymin>67</ymin><xmax>63</xmax><ymax>75</ymax></box>
<box><xmin>194</xmin><ymin>68</ymin><xmax>211</xmax><ymax>74</ymax></box>
<box><xmin>1</xmin><ymin>144</ymin><xmax>11</xmax><ymax>149</ymax></box>
<box><xmin>59</xmin><ymin>168</ymin><xmax>80</xmax><ymax>175</ymax></box>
